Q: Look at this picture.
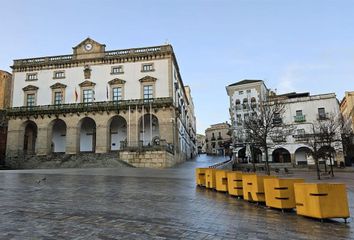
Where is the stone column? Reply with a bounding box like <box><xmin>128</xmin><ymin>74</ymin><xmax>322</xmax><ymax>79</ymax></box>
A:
<box><xmin>66</xmin><ymin>125</ymin><xmax>78</xmax><ymax>154</ymax></box>
<box><xmin>36</xmin><ymin>125</ymin><xmax>48</xmax><ymax>156</ymax></box>
<box><xmin>95</xmin><ymin>124</ymin><xmax>108</xmax><ymax>153</ymax></box>
<box><xmin>6</xmin><ymin>119</ymin><xmax>22</xmax><ymax>157</ymax></box>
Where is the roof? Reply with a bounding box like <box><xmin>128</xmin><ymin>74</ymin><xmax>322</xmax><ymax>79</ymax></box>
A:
<box><xmin>274</xmin><ymin>92</ymin><xmax>310</xmax><ymax>99</ymax></box>
<box><xmin>228</xmin><ymin>79</ymin><xmax>263</xmax><ymax>87</ymax></box>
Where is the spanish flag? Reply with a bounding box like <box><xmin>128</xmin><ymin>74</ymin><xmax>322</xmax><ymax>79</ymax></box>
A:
<box><xmin>75</xmin><ymin>88</ymin><xmax>78</xmax><ymax>102</ymax></box>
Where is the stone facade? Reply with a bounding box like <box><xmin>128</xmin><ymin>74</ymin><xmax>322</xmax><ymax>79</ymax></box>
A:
<box><xmin>205</xmin><ymin>122</ymin><xmax>232</xmax><ymax>156</ymax></box>
<box><xmin>226</xmin><ymin>79</ymin><xmax>344</xmax><ymax>166</ymax></box>
<box><xmin>6</xmin><ymin>38</ymin><xmax>196</xmax><ymax>168</ymax></box>
<box><xmin>196</xmin><ymin>134</ymin><xmax>206</xmax><ymax>154</ymax></box>
<box><xmin>119</xmin><ymin>150</ymin><xmax>180</xmax><ymax>168</ymax></box>
<box><xmin>340</xmin><ymin>91</ymin><xmax>354</xmax><ymax>131</ymax></box>
<box><xmin>0</xmin><ymin>70</ymin><xmax>12</xmax><ymax>109</ymax></box>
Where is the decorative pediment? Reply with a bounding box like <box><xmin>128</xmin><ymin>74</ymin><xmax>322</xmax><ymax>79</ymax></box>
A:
<box><xmin>108</xmin><ymin>78</ymin><xmax>126</xmax><ymax>85</ymax></box>
<box><xmin>22</xmin><ymin>85</ymin><xmax>39</xmax><ymax>91</ymax></box>
<box><xmin>72</xmin><ymin>38</ymin><xmax>106</xmax><ymax>60</ymax></box>
<box><xmin>139</xmin><ymin>75</ymin><xmax>157</xmax><ymax>83</ymax></box>
<box><xmin>50</xmin><ymin>82</ymin><xmax>67</xmax><ymax>89</ymax></box>
<box><xmin>79</xmin><ymin>80</ymin><xmax>96</xmax><ymax>87</ymax></box>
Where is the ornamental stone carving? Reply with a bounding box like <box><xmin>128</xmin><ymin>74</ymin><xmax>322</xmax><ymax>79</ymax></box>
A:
<box><xmin>108</xmin><ymin>78</ymin><xmax>126</xmax><ymax>85</ymax></box>
<box><xmin>22</xmin><ymin>85</ymin><xmax>39</xmax><ymax>91</ymax></box>
<box><xmin>139</xmin><ymin>76</ymin><xmax>157</xmax><ymax>83</ymax></box>
<box><xmin>79</xmin><ymin>80</ymin><xmax>96</xmax><ymax>87</ymax></box>
<box><xmin>50</xmin><ymin>83</ymin><xmax>67</xmax><ymax>89</ymax></box>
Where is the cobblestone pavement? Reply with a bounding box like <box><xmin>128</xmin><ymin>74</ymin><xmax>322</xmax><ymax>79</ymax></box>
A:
<box><xmin>0</xmin><ymin>155</ymin><xmax>354</xmax><ymax>240</ymax></box>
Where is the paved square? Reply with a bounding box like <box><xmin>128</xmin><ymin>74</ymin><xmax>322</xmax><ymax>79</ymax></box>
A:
<box><xmin>0</xmin><ymin>156</ymin><xmax>353</xmax><ymax>239</ymax></box>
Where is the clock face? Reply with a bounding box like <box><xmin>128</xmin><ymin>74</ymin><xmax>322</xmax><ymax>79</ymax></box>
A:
<box><xmin>84</xmin><ymin>43</ymin><xmax>93</xmax><ymax>51</ymax></box>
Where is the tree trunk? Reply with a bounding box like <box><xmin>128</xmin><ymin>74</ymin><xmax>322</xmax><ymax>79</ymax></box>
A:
<box><xmin>265</xmin><ymin>146</ymin><xmax>270</xmax><ymax>175</ymax></box>
<box><xmin>329</xmin><ymin>154</ymin><xmax>334</xmax><ymax>177</ymax></box>
<box><xmin>251</xmin><ymin>145</ymin><xmax>256</xmax><ymax>172</ymax></box>
<box><xmin>315</xmin><ymin>156</ymin><xmax>321</xmax><ymax>180</ymax></box>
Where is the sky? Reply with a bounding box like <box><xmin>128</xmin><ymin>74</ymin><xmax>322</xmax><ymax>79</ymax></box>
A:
<box><xmin>1</xmin><ymin>0</ymin><xmax>354</xmax><ymax>134</ymax></box>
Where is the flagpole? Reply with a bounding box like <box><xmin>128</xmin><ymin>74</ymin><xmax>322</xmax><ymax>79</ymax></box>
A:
<box><xmin>128</xmin><ymin>105</ymin><xmax>131</xmax><ymax>146</ymax></box>
<box><xmin>150</xmin><ymin>102</ymin><xmax>152</xmax><ymax>143</ymax></box>
<box><xmin>142</xmin><ymin>104</ymin><xmax>145</xmax><ymax>146</ymax></box>
<box><xmin>136</xmin><ymin>105</ymin><xmax>138</xmax><ymax>147</ymax></box>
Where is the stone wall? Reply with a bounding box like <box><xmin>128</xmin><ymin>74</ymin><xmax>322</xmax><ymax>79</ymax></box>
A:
<box><xmin>119</xmin><ymin>150</ymin><xmax>182</xmax><ymax>168</ymax></box>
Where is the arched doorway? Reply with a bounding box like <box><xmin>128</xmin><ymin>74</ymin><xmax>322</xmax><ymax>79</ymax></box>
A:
<box><xmin>23</xmin><ymin>121</ymin><xmax>37</xmax><ymax>154</ymax></box>
<box><xmin>295</xmin><ymin>147</ymin><xmax>312</xmax><ymax>165</ymax></box>
<box><xmin>272</xmin><ymin>148</ymin><xmax>291</xmax><ymax>163</ymax></box>
<box><xmin>109</xmin><ymin>116</ymin><xmax>127</xmax><ymax>151</ymax></box>
<box><xmin>79</xmin><ymin>117</ymin><xmax>96</xmax><ymax>152</ymax></box>
<box><xmin>139</xmin><ymin>114</ymin><xmax>159</xmax><ymax>146</ymax></box>
<box><xmin>237</xmin><ymin>147</ymin><xmax>247</xmax><ymax>163</ymax></box>
<box><xmin>51</xmin><ymin>119</ymin><xmax>67</xmax><ymax>153</ymax></box>
<box><xmin>252</xmin><ymin>147</ymin><xmax>262</xmax><ymax>163</ymax></box>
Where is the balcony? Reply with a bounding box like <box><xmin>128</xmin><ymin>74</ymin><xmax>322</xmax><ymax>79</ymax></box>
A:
<box><xmin>271</xmin><ymin>136</ymin><xmax>286</xmax><ymax>143</ymax></box>
<box><xmin>235</xmin><ymin>105</ymin><xmax>242</xmax><ymax>111</ymax></box>
<box><xmin>7</xmin><ymin>97</ymin><xmax>174</xmax><ymax>117</ymax></box>
<box><xmin>294</xmin><ymin>115</ymin><xmax>306</xmax><ymax>123</ymax></box>
<box><xmin>292</xmin><ymin>133</ymin><xmax>313</xmax><ymax>141</ymax></box>
<box><xmin>272</xmin><ymin>118</ymin><xmax>283</xmax><ymax>125</ymax></box>
<box><xmin>317</xmin><ymin>113</ymin><xmax>329</xmax><ymax>120</ymax></box>
<box><xmin>120</xmin><ymin>140</ymin><xmax>174</xmax><ymax>155</ymax></box>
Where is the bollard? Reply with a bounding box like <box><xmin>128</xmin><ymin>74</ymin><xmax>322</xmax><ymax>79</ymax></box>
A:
<box><xmin>242</xmin><ymin>174</ymin><xmax>277</xmax><ymax>202</ymax></box>
<box><xmin>294</xmin><ymin>183</ymin><xmax>350</xmax><ymax>221</ymax></box>
<box><xmin>264</xmin><ymin>178</ymin><xmax>304</xmax><ymax>210</ymax></box>
<box><xmin>195</xmin><ymin>168</ymin><xmax>208</xmax><ymax>187</ymax></box>
<box><xmin>227</xmin><ymin>171</ymin><xmax>244</xmax><ymax>197</ymax></box>
<box><xmin>215</xmin><ymin>170</ymin><xmax>230</xmax><ymax>192</ymax></box>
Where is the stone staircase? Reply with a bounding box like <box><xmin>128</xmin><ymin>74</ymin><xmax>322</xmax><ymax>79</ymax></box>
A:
<box><xmin>5</xmin><ymin>152</ymin><xmax>134</xmax><ymax>169</ymax></box>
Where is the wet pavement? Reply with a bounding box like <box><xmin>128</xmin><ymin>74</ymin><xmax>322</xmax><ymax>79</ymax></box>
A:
<box><xmin>0</xmin><ymin>155</ymin><xmax>353</xmax><ymax>239</ymax></box>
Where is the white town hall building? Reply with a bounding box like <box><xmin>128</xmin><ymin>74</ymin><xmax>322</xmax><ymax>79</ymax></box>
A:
<box><xmin>6</xmin><ymin>38</ymin><xmax>197</xmax><ymax>168</ymax></box>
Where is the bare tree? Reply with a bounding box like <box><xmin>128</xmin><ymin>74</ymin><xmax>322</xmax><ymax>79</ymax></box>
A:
<box><xmin>242</xmin><ymin>99</ymin><xmax>286</xmax><ymax>175</ymax></box>
<box><xmin>305</xmin><ymin>113</ymin><xmax>343</xmax><ymax>179</ymax></box>
<box><xmin>339</xmin><ymin>114</ymin><xmax>354</xmax><ymax>164</ymax></box>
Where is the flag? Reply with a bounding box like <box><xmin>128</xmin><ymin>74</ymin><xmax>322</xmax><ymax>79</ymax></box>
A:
<box><xmin>75</xmin><ymin>88</ymin><xmax>78</xmax><ymax>102</ymax></box>
<box><xmin>106</xmin><ymin>86</ymin><xmax>109</xmax><ymax>100</ymax></box>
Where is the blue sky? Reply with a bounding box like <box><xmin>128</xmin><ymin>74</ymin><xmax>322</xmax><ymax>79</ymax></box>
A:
<box><xmin>1</xmin><ymin>0</ymin><xmax>354</xmax><ymax>134</ymax></box>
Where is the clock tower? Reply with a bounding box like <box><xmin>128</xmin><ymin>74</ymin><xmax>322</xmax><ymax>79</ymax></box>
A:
<box><xmin>72</xmin><ymin>37</ymin><xmax>106</xmax><ymax>60</ymax></box>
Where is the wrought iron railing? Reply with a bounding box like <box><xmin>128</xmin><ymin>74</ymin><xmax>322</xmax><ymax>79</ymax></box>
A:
<box><xmin>120</xmin><ymin>140</ymin><xmax>174</xmax><ymax>155</ymax></box>
<box><xmin>294</xmin><ymin>115</ymin><xmax>306</xmax><ymax>123</ymax></box>
<box><xmin>7</xmin><ymin>97</ymin><xmax>174</xmax><ymax>116</ymax></box>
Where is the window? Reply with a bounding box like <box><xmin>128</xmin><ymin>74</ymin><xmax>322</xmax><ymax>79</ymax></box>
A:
<box><xmin>318</xmin><ymin>108</ymin><xmax>326</xmax><ymax>119</ymax></box>
<box><xmin>244</xmin><ymin>113</ymin><xmax>249</xmax><ymax>121</ymax></box>
<box><xmin>239</xmin><ymin>91</ymin><xmax>244</xmax><ymax>95</ymax></box>
<box><xmin>54</xmin><ymin>91</ymin><xmax>63</xmax><ymax>105</ymax></box>
<box><xmin>83</xmin><ymin>89</ymin><xmax>94</xmax><ymax>103</ymax></box>
<box><xmin>26</xmin><ymin>73</ymin><xmax>38</xmax><ymax>81</ymax></box>
<box><xmin>296</xmin><ymin>110</ymin><xmax>303</xmax><ymax>116</ymax></box>
<box><xmin>112</xmin><ymin>87</ymin><xmax>122</xmax><ymax>101</ymax></box>
<box><xmin>26</xmin><ymin>94</ymin><xmax>36</xmax><ymax>106</ymax></box>
<box><xmin>111</xmin><ymin>66</ymin><xmax>124</xmax><ymax>74</ymax></box>
<box><xmin>247</xmin><ymin>89</ymin><xmax>251</xmax><ymax>93</ymax></box>
<box><xmin>297</xmin><ymin>129</ymin><xmax>305</xmax><ymax>136</ymax></box>
<box><xmin>53</xmin><ymin>71</ymin><xmax>65</xmax><ymax>79</ymax></box>
<box><xmin>143</xmin><ymin>85</ymin><xmax>153</xmax><ymax>100</ymax></box>
<box><xmin>142</xmin><ymin>63</ymin><xmax>154</xmax><ymax>72</ymax></box>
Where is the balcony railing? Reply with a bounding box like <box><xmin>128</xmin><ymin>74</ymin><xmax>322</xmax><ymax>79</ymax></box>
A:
<box><xmin>271</xmin><ymin>136</ymin><xmax>286</xmax><ymax>143</ymax></box>
<box><xmin>120</xmin><ymin>140</ymin><xmax>174</xmax><ymax>155</ymax></box>
<box><xmin>317</xmin><ymin>113</ymin><xmax>329</xmax><ymax>120</ymax></box>
<box><xmin>7</xmin><ymin>97</ymin><xmax>174</xmax><ymax>117</ymax></box>
<box><xmin>292</xmin><ymin>133</ymin><xmax>313</xmax><ymax>141</ymax></box>
<box><xmin>272</xmin><ymin>118</ymin><xmax>283</xmax><ymax>125</ymax></box>
<box><xmin>294</xmin><ymin>115</ymin><xmax>306</xmax><ymax>123</ymax></box>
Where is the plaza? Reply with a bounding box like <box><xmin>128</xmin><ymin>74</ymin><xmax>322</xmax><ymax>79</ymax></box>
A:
<box><xmin>0</xmin><ymin>155</ymin><xmax>353</xmax><ymax>239</ymax></box>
